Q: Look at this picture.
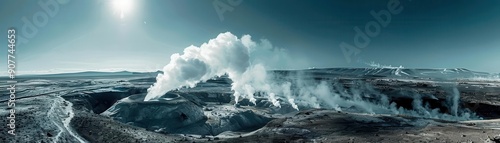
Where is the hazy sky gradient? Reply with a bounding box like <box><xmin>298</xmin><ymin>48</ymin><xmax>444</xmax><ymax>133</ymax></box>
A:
<box><xmin>0</xmin><ymin>0</ymin><xmax>499</xmax><ymax>75</ymax></box>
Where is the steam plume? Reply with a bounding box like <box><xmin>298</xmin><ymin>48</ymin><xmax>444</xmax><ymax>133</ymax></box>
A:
<box><xmin>146</xmin><ymin>32</ymin><xmax>253</xmax><ymax>101</ymax></box>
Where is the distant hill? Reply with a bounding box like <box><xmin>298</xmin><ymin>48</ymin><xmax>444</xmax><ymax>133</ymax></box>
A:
<box><xmin>274</xmin><ymin>68</ymin><xmax>497</xmax><ymax>80</ymax></box>
<box><xmin>14</xmin><ymin>71</ymin><xmax>163</xmax><ymax>78</ymax></box>
<box><xmin>5</xmin><ymin>68</ymin><xmax>497</xmax><ymax>80</ymax></box>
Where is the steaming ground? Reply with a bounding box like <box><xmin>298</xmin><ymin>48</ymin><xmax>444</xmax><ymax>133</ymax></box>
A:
<box><xmin>144</xmin><ymin>32</ymin><xmax>484</xmax><ymax>122</ymax></box>
<box><xmin>1</xmin><ymin>68</ymin><xmax>500</xmax><ymax>142</ymax></box>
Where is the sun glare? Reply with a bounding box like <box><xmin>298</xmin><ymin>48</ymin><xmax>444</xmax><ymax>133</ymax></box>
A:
<box><xmin>113</xmin><ymin>0</ymin><xmax>133</xmax><ymax>19</ymax></box>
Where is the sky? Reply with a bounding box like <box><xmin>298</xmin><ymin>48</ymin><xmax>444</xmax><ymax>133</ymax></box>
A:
<box><xmin>0</xmin><ymin>0</ymin><xmax>499</xmax><ymax>75</ymax></box>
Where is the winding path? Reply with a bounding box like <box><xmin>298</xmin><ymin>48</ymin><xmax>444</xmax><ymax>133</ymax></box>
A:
<box><xmin>48</xmin><ymin>96</ymin><xmax>87</xmax><ymax>143</ymax></box>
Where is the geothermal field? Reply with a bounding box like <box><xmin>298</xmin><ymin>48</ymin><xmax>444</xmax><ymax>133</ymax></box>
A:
<box><xmin>1</xmin><ymin>68</ymin><xmax>500</xmax><ymax>143</ymax></box>
<box><xmin>1</xmin><ymin>33</ymin><xmax>500</xmax><ymax>143</ymax></box>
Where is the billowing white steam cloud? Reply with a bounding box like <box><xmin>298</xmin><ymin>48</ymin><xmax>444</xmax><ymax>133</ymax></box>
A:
<box><xmin>147</xmin><ymin>32</ymin><xmax>248</xmax><ymax>101</ymax></box>
<box><xmin>145</xmin><ymin>32</ymin><xmax>291</xmax><ymax>104</ymax></box>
